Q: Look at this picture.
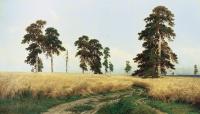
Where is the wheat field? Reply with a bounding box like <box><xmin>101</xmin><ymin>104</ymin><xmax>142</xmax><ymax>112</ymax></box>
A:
<box><xmin>0</xmin><ymin>73</ymin><xmax>134</xmax><ymax>98</ymax></box>
<box><xmin>132</xmin><ymin>77</ymin><xmax>200</xmax><ymax>104</ymax></box>
<box><xmin>0</xmin><ymin>72</ymin><xmax>200</xmax><ymax>105</ymax></box>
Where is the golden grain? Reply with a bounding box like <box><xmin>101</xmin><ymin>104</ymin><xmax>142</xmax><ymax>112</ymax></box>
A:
<box><xmin>0</xmin><ymin>72</ymin><xmax>200</xmax><ymax>104</ymax></box>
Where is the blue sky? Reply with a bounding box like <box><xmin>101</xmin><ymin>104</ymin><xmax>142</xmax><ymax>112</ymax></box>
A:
<box><xmin>0</xmin><ymin>0</ymin><xmax>200</xmax><ymax>74</ymax></box>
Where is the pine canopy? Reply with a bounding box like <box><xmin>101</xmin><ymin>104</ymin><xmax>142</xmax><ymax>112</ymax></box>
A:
<box><xmin>133</xmin><ymin>6</ymin><xmax>178</xmax><ymax>77</ymax></box>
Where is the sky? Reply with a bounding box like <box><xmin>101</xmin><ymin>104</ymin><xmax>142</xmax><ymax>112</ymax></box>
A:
<box><xmin>0</xmin><ymin>0</ymin><xmax>200</xmax><ymax>74</ymax></box>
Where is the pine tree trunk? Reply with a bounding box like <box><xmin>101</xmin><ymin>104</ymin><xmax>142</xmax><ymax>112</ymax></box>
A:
<box><xmin>82</xmin><ymin>69</ymin><xmax>84</xmax><ymax>74</ymax></box>
<box><xmin>36</xmin><ymin>54</ymin><xmax>39</xmax><ymax>72</ymax></box>
<box><xmin>157</xmin><ymin>33</ymin><xmax>161</xmax><ymax>77</ymax></box>
<box><xmin>155</xmin><ymin>26</ymin><xmax>161</xmax><ymax>78</ymax></box>
<box><xmin>51</xmin><ymin>55</ymin><xmax>54</xmax><ymax>72</ymax></box>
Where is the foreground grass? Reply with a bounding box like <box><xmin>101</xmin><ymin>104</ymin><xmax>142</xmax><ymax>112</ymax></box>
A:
<box><xmin>66</xmin><ymin>104</ymin><xmax>94</xmax><ymax>112</ymax></box>
<box><xmin>0</xmin><ymin>84</ymin><xmax>200</xmax><ymax>114</ymax></box>
<box><xmin>0</xmin><ymin>89</ymin><xmax>132</xmax><ymax>114</ymax></box>
<box><xmin>0</xmin><ymin>95</ymin><xmax>82</xmax><ymax>114</ymax></box>
<box><xmin>97</xmin><ymin>87</ymin><xmax>200</xmax><ymax>114</ymax></box>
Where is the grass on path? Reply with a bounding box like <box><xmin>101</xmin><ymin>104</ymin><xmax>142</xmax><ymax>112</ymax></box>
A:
<box><xmin>97</xmin><ymin>87</ymin><xmax>200</xmax><ymax>114</ymax></box>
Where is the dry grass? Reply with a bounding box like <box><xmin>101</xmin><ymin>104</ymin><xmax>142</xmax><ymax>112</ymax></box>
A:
<box><xmin>0</xmin><ymin>72</ymin><xmax>134</xmax><ymax>98</ymax></box>
<box><xmin>133</xmin><ymin>77</ymin><xmax>200</xmax><ymax>104</ymax></box>
<box><xmin>0</xmin><ymin>72</ymin><xmax>200</xmax><ymax>104</ymax></box>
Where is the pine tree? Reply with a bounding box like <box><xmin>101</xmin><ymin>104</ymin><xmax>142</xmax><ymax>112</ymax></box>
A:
<box><xmin>75</xmin><ymin>36</ymin><xmax>103</xmax><ymax>74</ymax></box>
<box><xmin>88</xmin><ymin>39</ymin><xmax>103</xmax><ymax>74</ymax></box>
<box><xmin>22</xmin><ymin>20</ymin><xmax>46</xmax><ymax>72</ymax></box>
<box><xmin>74</xmin><ymin>36</ymin><xmax>89</xmax><ymax>73</ymax></box>
<box><xmin>194</xmin><ymin>64</ymin><xmax>198</xmax><ymax>75</ymax></box>
<box><xmin>125</xmin><ymin>61</ymin><xmax>132</xmax><ymax>74</ymax></box>
<box><xmin>109</xmin><ymin>62</ymin><xmax>114</xmax><ymax>74</ymax></box>
<box><xmin>43</xmin><ymin>27</ymin><xmax>65</xmax><ymax>72</ymax></box>
<box><xmin>133</xmin><ymin>6</ymin><xmax>178</xmax><ymax>78</ymax></box>
<box><xmin>103</xmin><ymin>47</ymin><xmax>110</xmax><ymax>74</ymax></box>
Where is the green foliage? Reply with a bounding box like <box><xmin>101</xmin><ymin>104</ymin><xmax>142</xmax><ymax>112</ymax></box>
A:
<box><xmin>88</xmin><ymin>39</ymin><xmax>103</xmax><ymax>74</ymax></box>
<box><xmin>22</xmin><ymin>21</ymin><xmax>65</xmax><ymax>72</ymax></box>
<box><xmin>133</xmin><ymin>6</ymin><xmax>178</xmax><ymax>77</ymax></box>
<box><xmin>44</xmin><ymin>27</ymin><xmax>65</xmax><ymax>57</ymax></box>
<box><xmin>43</xmin><ymin>27</ymin><xmax>65</xmax><ymax>72</ymax></box>
<box><xmin>22</xmin><ymin>20</ymin><xmax>46</xmax><ymax>72</ymax></box>
<box><xmin>125</xmin><ymin>61</ymin><xmax>132</xmax><ymax>74</ymax></box>
<box><xmin>103</xmin><ymin>47</ymin><xmax>110</xmax><ymax>73</ymax></box>
<box><xmin>75</xmin><ymin>36</ymin><xmax>89</xmax><ymax>73</ymax></box>
<box><xmin>109</xmin><ymin>62</ymin><xmax>114</xmax><ymax>73</ymax></box>
<box><xmin>74</xmin><ymin>35</ymin><xmax>103</xmax><ymax>74</ymax></box>
<box><xmin>194</xmin><ymin>64</ymin><xmax>198</xmax><ymax>75</ymax></box>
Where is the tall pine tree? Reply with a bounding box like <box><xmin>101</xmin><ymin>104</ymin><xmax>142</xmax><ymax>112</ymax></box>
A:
<box><xmin>88</xmin><ymin>39</ymin><xmax>103</xmax><ymax>74</ymax></box>
<box><xmin>103</xmin><ymin>47</ymin><xmax>110</xmax><ymax>74</ymax></box>
<box><xmin>74</xmin><ymin>36</ymin><xmax>90</xmax><ymax>74</ymax></box>
<box><xmin>133</xmin><ymin>6</ymin><xmax>178</xmax><ymax>78</ymax></box>
<box><xmin>43</xmin><ymin>27</ymin><xmax>65</xmax><ymax>72</ymax></box>
<box><xmin>22</xmin><ymin>20</ymin><xmax>46</xmax><ymax>72</ymax></box>
<box><xmin>75</xmin><ymin>36</ymin><xmax>103</xmax><ymax>74</ymax></box>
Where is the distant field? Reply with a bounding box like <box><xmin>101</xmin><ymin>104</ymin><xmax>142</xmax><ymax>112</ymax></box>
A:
<box><xmin>0</xmin><ymin>72</ymin><xmax>200</xmax><ymax>105</ymax></box>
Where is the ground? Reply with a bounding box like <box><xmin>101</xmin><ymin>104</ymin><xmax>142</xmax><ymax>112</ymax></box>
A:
<box><xmin>0</xmin><ymin>73</ymin><xmax>200</xmax><ymax>114</ymax></box>
<box><xmin>43</xmin><ymin>89</ymin><xmax>132</xmax><ymax>114</ymax></box>
<box><xmin>43</xmin><ymin>87</ymin><xmax>200</xmax><ymax>114</ymax></box>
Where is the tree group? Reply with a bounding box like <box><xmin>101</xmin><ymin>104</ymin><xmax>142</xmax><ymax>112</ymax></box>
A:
<box><xmin>21</xmin><ymin>6</ymin><xmax>178</xmax><ymax>77</ymax></box>
<box><xmin>22</xmin><ymin>20</ymin><xmax>65</xmax><ymax>72</ymax></box>
<box><xmin>75</xmin><ymin>36</ymin><xmax>113</xmax><ymax>74</ymax></box>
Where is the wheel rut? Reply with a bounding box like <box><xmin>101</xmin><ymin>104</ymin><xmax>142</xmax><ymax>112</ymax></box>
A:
<box><xmin>42</xmin><ymin>89</ymin><xmax>167</xmax><ymax>114</ymax></box>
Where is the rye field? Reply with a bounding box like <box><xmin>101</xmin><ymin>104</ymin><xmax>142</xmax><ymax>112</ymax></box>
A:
<box><xmin>0</xmin><ymin>72</ymin><xmax>200</xmax><ymax>104</ymax></box>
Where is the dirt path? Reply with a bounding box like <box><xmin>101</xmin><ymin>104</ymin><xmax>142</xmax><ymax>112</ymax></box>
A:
<box><xmin>42</xmin><ymin>90</ymin><xmax>131</xmax><ymax>114</ymax></box>
<box><xmin>42</xmin><ymin>89</ymin><xmax>166</xmax><ymax>114</ymax></box>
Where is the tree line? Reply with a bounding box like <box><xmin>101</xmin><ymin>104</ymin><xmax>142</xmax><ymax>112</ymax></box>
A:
<box><xmin>74</xmin><ymin>35</ymin><xmax>113</xmax><ymax>74</ymax></box>
<box><xmin>21</xmin><ymin>6</ymin><xmax>179</xmax><ymax>78</ymax></box>
<box><xmin>22</xmin><ymin>21</ymin><xmax>114</xmax><ymax>74</ymax></box>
